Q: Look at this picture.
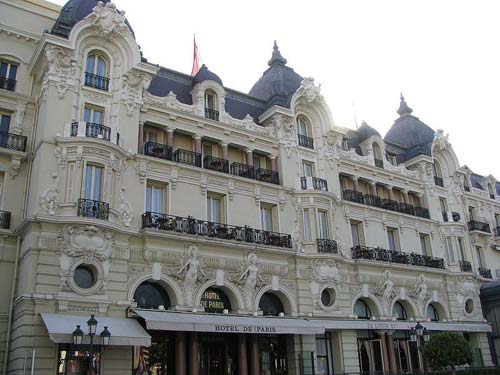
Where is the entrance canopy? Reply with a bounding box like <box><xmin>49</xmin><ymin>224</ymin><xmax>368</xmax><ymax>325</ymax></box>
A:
<box><xmin>133</xmin><ymin>310</ymin><xmax>324</xmax><ymax>335</ymax></box>
<box><xmin>41</xmin><ymin>313</ymin><xmax>151</xmax><ymax>346</ymax></box>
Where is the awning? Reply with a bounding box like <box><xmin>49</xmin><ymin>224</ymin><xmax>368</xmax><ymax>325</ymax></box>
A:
<box><xmin>41</xmin><ymin>313</ymin><xmax>151</xmax><ymax>346</ymax></box>
<box><xmin>312</xmin><ymin>319</ymin><xmax>492</xmax><ymax>333</ymax></box>
<box><xmin>133</xmin><ymin>310</ymin><xmax>325</xmax><ymax>335</ymax></box>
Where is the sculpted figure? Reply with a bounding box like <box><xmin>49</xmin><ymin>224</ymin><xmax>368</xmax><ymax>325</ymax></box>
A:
<box><xmin>239</xmin><ymin>253</ymin><xmax>262</xmax><ymax>310</ymax></box>
<box><xmin>179</xmin><ymin>246</ymin><xmax>206</xmax><ymax>307</ymax></box>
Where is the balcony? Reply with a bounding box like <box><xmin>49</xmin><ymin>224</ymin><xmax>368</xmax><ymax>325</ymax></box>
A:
<box><xmin>374</xmin><ymin>158</ymin><xmax>384</xmax><ymax>168</ymax></box>
<box><xmin>84</xmin><ymin>72</ymin><xmax>110</xmax><ymax>91</ymax></box>
<box><xmin>77</xmin><ymin>199</ymin><xmax>109</xmax><ymax>220</ymax></box>
<box><xmin>0</xmin><ymin>132</ymin><xmax>27</xmax><ymax>152</ymax></box>
<box><xmin>0</xmin><ymin>210</ymin><xmax>11</xmax><ymax>229</ymax></box>
<box><xmin>397</xmin><ymin>203</ymin><xmax>415</xmax><ymax>216</ymax></box>
<box><xmin>300</xmin><ymin>177</ymin><xmax>328</xmax><ymax>191</ymax></box>
<box><xmin>364</xmin><ymin>194</ymin><xmax>382</xmax><ymax>208</ymax></box>
<box><xmin>230</xmin><ymin>162</ymin><xmax>254</xmax><ymax>179</ymax></box>
<box><xmin>317</xmin><ymin>239</ymin><xmax>338</xmax><ymax>254</ymax></box>
<box><xmin>203</xmin><ymin>155</ymin><xmax>229</xmax><ymax>174</ymax></box>
<box><xmin>414</xmin><ymin>206</ymin><xmax>430</xmax><ymax>219</ymax></box>
<box><xmin>0</xmin><ymin>76</ymin><xmax>16</xmax><ymax>91</ymax></box>
<box><xmin>434</xmin><ymin>176</ymin><xmax>444</xmax><ymax>187</ymax></box>
<box><xmin>205</xmin><ymin>108</ymin><xmax>219</xmax><ymax>121</ymax></box>
<box><xmin>381</xmin><ymin>198</ymin><xmax>399</xmax><ymax>211</ymax></box>
<box><xmin>173</xmin><ymin>149</ymin><xmax>201</xmax><ymax>167</ymax></box>
<box><xmin>459</xmin><ymin>260</ymin><xmax>472</xmax><ymax>272</ymax></box>
<box><xmin>71</xmin><ymin>122</ymin><xmax>111</xmax><ymax>142</ymax></box>
<box><xmin>298</xmin><ymin>134</ymin><xmax>314</xmax><ymax>149</ymax></box>
<box><xmin>495</xmin><ymin>226</ymin><xmax>500</xmax><ymax>237</ymax></box>
<box><xmin>144</xmin><ymin>141</ymin><xmax>172</xmax><ymax>160</ymax></box>
<box><xmin>479</xmin><ymin>268</ymin><xmax>493</xmax><ymax>279</ymax></box>
<box><xmin>342</xmin><ymin>189</ymin><xmax>364</xmax><ymax>204</ymax></box>
<box><xmin>255</xmin><ymin>168</ymin><xmax>279</xmax><ymax>185</ymax></box>
<box><xmin>468</xmin><ymin>220</ymin><xmax>491</xmax><ymax>234</ymax></box>
<box><xmin>351</xmin><ymin>246</ymin><xmax>445</xmax><ymax>269</ymax></box>
<box><xmin>141</xmin><ymin>212</ymin><xmax>292</xmax><ymax>249</ymax></box>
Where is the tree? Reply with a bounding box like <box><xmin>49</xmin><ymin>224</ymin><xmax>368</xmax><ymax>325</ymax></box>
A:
<box><xmin>423</xmin><ymin>332</ymin><xmax>473</xmax><ymax>374</ymax></box>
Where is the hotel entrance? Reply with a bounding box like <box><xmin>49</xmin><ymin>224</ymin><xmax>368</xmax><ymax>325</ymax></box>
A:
<box><xmin>200</xmin><ymin>334</ymin><xmax>238</xmax><ymax>375</ymax></box>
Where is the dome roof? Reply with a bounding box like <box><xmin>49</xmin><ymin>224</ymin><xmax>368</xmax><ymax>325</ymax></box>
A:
<box><xmin>249</xmin><ymin>41</ymin><xmax>303</xmax><ymax>109</ymax></box>
<box><xmin>191</xmin><ymin>64</ymin><xmax>223</xmax><ymax>87</ymax></box>
<box><xmin>357</xmin><ymin>121</ymin><xmax>381</xmax><ymax>143</ymax></box>
<box><xmin>51</xmin><ymin>0</ymin><xmax>134</xmax><ymax>38</ymax></box>
<box><xmin>384</xmin><ymin>94</ymin><xmax>435</xmax><ymax>150</ymax></box>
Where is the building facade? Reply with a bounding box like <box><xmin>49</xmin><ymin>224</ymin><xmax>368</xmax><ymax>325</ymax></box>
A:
<box><xmin>1</xmin><ymin>0</ymin><xmax>500</xmax><ymax>374</ymax></box>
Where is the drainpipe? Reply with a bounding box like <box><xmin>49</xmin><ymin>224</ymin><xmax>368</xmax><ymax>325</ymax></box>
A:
<box><xmin>3</xmin><ymin>235</ymin><xmax>21</xmax><ymax>375</ymax></box>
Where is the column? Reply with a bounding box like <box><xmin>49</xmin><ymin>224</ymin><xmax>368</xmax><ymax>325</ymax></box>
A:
<box><xmin>352</xmin><ymin>176</ymin><xmax>360</xmax><ymax>192</ymax></box>
<box><xmin>270</xmin><ymin>155</ymin><xmax>277</xmax><ymax>172</ymax></box>
<box><xmin>387</xmin><ymin>185</ymin><xmax>394</xmax><ymax>201</ymax></box>
<box><xmin>167</xmin><ymin>127</ymin><xmax>175</xmax><ymax>147</ymax></box>
<box><xmin>220</xmin><ymin>142</ymin><xmax>228</xmax><ymax>160</ymax></box>
<box><xmin>377</xmin><ymin>331</ymin><xmax>390</xmax><ymax>373</ymax></box>
<box><xmin>237</xmin><ymin>334</ymin><xmax>248</xmax><ymax>375</ymax></box>
<box><xmin>188</xmin><ymin>333</ymin><xmax>199</xmax><ymax>375</ymax></box>
<box><xmin>193</xmin><ymin>135</ymin><xmax>202</xmax><ymax>154</ymax></box>
<box><xmin>403</xmin><ymin>190</ymin><xmax>410</xmax><ymax>204</ymax></box>
<box><xmin>369</xmin><ymin>181</ymin><xmax>377</xmax><ymax>196</ymax></box>
<box><xmin>175</xmin><ymin>332</ymin><xmax>186</xmax><ymax>375</ymax></box>
<box><xmin>138</xmin><ymin>121</ymin><xmax>144</xmax><ymax>153</ymax></box>
<box><xmin>386</xmin><ymin>331</ymin><xmax>398</xmax><ymax>374</ymax></box>
<box><xmin>246</xmin><ymin>148</ymin><xmax>254</xmax><ymax>167</ymax></box>
<box><xmin>248</xmin><ymin>335</ymin><xmax>259</xmax><ymax>375</ymax></box>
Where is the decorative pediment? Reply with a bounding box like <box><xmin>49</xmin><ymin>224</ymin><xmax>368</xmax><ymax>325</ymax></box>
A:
<box><xmin>59</xmin><ymin>225</ymin><xmax>113</xmax><ymax>261</ymax></box>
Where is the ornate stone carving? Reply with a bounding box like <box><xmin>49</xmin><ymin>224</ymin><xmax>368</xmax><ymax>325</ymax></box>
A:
<box><xmin>309</xmin><ymin>259</ymin><xmax>342</xmax><ymax>285</ymax></box>
<box><xmin>270</xmin><ymin>115</ymin><xmax>296</xmax><ymax>158</ymax></box>
<box><xmin>9</xmin><ymin>156</ymin><xmax>22</xmax><ymax>178</ymax></box>
<box><xmin>122</xmin><ymin>71</ymin><xmax>152</xmax><ymax>116</ymax></box>
<box><xmin>291</xmin><ymin>219</ymin><xmax>303</xmax><ymax>253</ymax></box>
<box><xmin>40</xmin><ymin>173</ymin><xmax>59</xmax><ymax>215</ymax></box>
<box><xmin>433</xmin><ymin>129</ymin><xmax>450</xmax><ymax>151</ymax></box>
<box><xmin>44</xmin><ymin>45</ymin><xmax>75</xmax><ymax>99</ymax></box>
<box><xmin>118</xmin><ymin>187</ymin><xmax>133</xmax><ymax>227</ymax></box>
<box><xmin>134</xmin><ymin>159</ymin><xmax>148</xmax><ymax>183</ymax></box>
<box><xmin>85</xmin><ymin>1</ymin><xmax>130</xmax><ymax>38</ymax></box>
<box><xmin>323</xmin><ymin>130</ymin><xmax>342</xmax><ymax>166</ymax></box>
<box><xmin>238</xmin><ymin>253</ymin><xmax>264</xmax><ymax>311</ymax></box>
<box><xmin>372</xmin><ymin>270</ymin><xmax>396</xmax><ymax>316</ymax></box>
<box><xmin>59</xmin><ymin>225</ymin><xmax>113</xmax><ymax>261</ymax></box>
<box><xmin>297</xmin><ymin>77</ymin><xmax>322</xmax><ymax>103</ymax></box>
<box><xmin>13</xmin><ymin>101</ymin><xmax>26</xmax><ymax>134</ymax></box>
<box><xmin>411</xmin><ymin>274</ymin><xmax>430</xmax><ymax>317</ymax></box>
<box><xmin>177</xmin><ymin>245</ymin><xmax>208</xmax><ymax>307</ymax></box>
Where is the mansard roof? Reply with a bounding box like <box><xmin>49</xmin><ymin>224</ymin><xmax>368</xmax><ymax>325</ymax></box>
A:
<box><xmin>191</xmin><ymin>65</ymin><xmax>223</xmax><ymax>87</ymax></box>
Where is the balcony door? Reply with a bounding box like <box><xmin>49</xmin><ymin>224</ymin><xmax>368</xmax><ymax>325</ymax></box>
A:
<box><xmin>146</xmin><ymin>183</ymin><xmax>165</xmax><ymax>213</ymax></box>
<box><xmin>84</xmin><ymin>106</ymin><xmax>103</xmax><ymax>125</ymax></box>
<box><xmin>318</xmin><ymin>210</ymin><xmax>329</xmax><ymax>239</ymax></box>
<box><xmin>83</xmin><ymin>164</ymin><xmax>103</xmax><ymax>201</ymax></box>
<box><xmin>302</xmin><ymin>161</ymin><xmax>314</xmax><ymax>177</ymax></box>
<box><xmin>0</xmin><ymin>113</ymin><xmax>10</xmax><ymax>133</ymax></box>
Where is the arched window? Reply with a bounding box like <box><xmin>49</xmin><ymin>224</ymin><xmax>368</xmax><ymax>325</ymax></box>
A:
<box><xmin>204</xmin><ymin>90</ymin><xmax>219</xmax><ymax>120</ymax></box>
<box><xmin>354</xmin><ymin>299</ymin><xmax>372</xmax><ymax>320</ymax></box>
<box><xmin>297</xmin><ymin>116</ymin><xmax>314</xmax><ymax>149</ymax></box>
<box><xmin>427</xmin><ymin>303</ymin><xmax>439</xmax><ymax>321</ymax></box>
<box><xmin>463</xmin><ymin>177</ymin><xmax>471</xmax><ymax>192</ymax></box>
<box><xmin>488</xmin><ymin>183</ymin><xmax>495</xmax><ymax>199</ymax></box>
<box><xmin>393</xmin><ymin>301</ymin><xmax>408</xmax><ymax>320</ymax></box>
<box><xmin>201</xmin><ymin>287</ymin><xmax>231</xmax><ymax>313</ymax></box>
<box><xmin>259</xmin><ymin>292</ymin><xmax>285</xmax><ymax>316</ymax></box>
<box><xmin>373</xmin><ymin>143</ymin><xmax>383</xmax><ymax>168</ymax></box>
<box><xmin>85</xmin><ymin>52</ymin><xmax>109</xmax><ymax>91</ymax></box>
<box><xmin>133</xmin><ymin>281</ymin><xmax>171</xmax><ymax>309</ymax></box>
<box><xmin>433</xmin><ymin>160</ymin><xmax>444</xmax><ymax>187</ymax></box>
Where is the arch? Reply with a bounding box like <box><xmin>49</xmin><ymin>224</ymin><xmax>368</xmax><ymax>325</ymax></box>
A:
<box><xmin>127</xmin><ymin>273</ymin><xmax>183</xmax><ymax>307</ymax></box>
<box><xmin>425</xmin><ymin>301</ymin><xmax>448</xmax><ymax>321</ymax></box>
<box><xmin>258</xmin><ymin>292</ymin><xmax>285</xmax><ymax>316</ymax></box>
<box><xmin>372</xmin><ymin>142</ymin><xmax>383</xmax><ymax>161</ymax></box>
<box><xmin>195</xmin><ymin>280</ymin><xmax>244</xmax><ymax>312</ymax></box>
<box><xmin>290</xmin><ymin>85</ymin><xmax>335</xmax><ymax>136</ymax></box>
<box><xmin>389</xmin><ymin>298</ymin><xmax>418</xmax><ymax>320</ymax></box>
<box><xmin>204</xmin><ymin>89</ymin><xmax>218</xmax><ymax>111</ymax></box>
<box><xmin>0</xmin><ymin>53</ymin><xmax>27</xmax><ymax>65</ymax></box>
<box><xmin>296</xmin><ymin>114</ymin><xmax>312</xmax><ymax>137</ymax></box>
<box><xmin>433</xmin><ymin>159</ymin><xmax>443</xmax><ymax>178</ymax></box>
<box><xmin>352</xmin><ymin>293</ymin><xmax>382</xmax><ymax>319</ymax></box>
<box><xmin>133</xmin><ymin>280</ymin><xmax>171</xmax><ymax>309</ymax></box>
<box><xmin>254</xmin><ymin>285</ymin><xmax>298</xmax><ymax>316</ymax></box>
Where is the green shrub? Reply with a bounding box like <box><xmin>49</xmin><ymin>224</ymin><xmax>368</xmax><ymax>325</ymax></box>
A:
<box><xmin>423</xmin><ymin>332</ymin><xmax>472</xmax><ymax>371</ymax></box>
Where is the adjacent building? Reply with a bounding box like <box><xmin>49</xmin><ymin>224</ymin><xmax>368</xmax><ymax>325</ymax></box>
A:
<box><xmin>1</xmin><ymin>0</ymin><xmax>500</xmax><ymax>374</ymax></box>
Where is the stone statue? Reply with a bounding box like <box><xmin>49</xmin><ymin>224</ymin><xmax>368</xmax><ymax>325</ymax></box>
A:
<box><xmin>291</xmin><ymin>219</ymin><xmax>303</xmax><ymax>252</ymax></box>
<box><xmin>178</xmin><ymin>245</ymin><xmax>206</xmax><ymax>307</ymax></box>
<box><xmin>239</xmin><ymin>253</ymin><xmax>263</xmax><ymax>310</ymax></box>
<box><xmin>375</xmin><ymin>270</ymin><xmax>394</xmax><ymax>315</ymax></box>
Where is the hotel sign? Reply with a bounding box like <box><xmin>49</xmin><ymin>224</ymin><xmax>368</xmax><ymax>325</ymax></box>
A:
<box><xmin>200</xmin><ymin>288</ymin><xmax>230</xmax><ymax>313</ymax></box>
<box><xmin>214</xmin><ymin>324</ymin><xmax>277</xmax><ymax>333</ymax></box>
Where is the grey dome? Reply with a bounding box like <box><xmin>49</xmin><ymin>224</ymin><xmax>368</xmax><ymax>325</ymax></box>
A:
<box><xmin>249</xmin><ymin>41</ymin><xmax>303</xmax><ymax>109</ymax></box>
<box><xmin>384</xmin><ymin>94</ymin><xmax>435</xmax><ymax>150</ymax></box>
<box><xmin>192</xmin><ymin>65</ymin><xmax>223</xmax><ymax>87</ymax></box>
<box><xmin>357</xmin><ymin>121</ymin><xmax>381</xmax><ymax>143</ymax></box>
<box><xmin>51</xmin><ymin>0</ymin><xmax>134</xmax><ymax>38</ymax></box>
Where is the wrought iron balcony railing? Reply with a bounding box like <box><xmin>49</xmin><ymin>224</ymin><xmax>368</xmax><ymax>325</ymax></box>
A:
<box><xmin>479</xmin><ymin>268</ymin><xmax>493</xmax><ymax>279</ymax></box>
<box><xmin>374</xmin><ymin>158</ymin><xmax>384</xmax><ymax>168</ymax></box>
<box><xmin>364</xmin><ymin>194</ymin><xmax>382</xmax><ymax>208</ymax></box>
<box><xmin>459</xmin><ymin>260</ymin><xmax>472</xmax><ymax>272</ymax></box>
<box><xmin>342</xmin><ymin>189</ymin><xmax>364</xmax><ymax>204</ymax></box>
<box><xmin>317</xmin><ymin>239</ymin><xmax>338</xmax><ymax>254</ymax></box>
<box><xmin>434</xmin><ymin>176</ymin><xmax>444</xmax><ymax>187</ymax></box>
<box><xmin>205</xmin><ymin>108</ymin><xmax>219</xmax><ymax>121</ymax></box>
<box><xmin>414</xmin><ymin>206</ymin><xmax>430</xmax><ymax>219</ymax></box>
<box><xmin>397</xmin><ymin>203</ymin><xmax>415</xmax><ymax>216</ymax></box>
<box><xmin>0</xmin><ymin>76</ymin><xmax>16</xmax><ymax>91</ymax></box>
<box><xmin>351</xmin><ymin>245</ymin><xmax>445</xmax><ymax>269</ymax></box>
<box><xmin>255</xmin><ymin>168</ymin><xmax>279</xmax><ymax>185</ymax></box>
<box><xmin>203</xmin><ymin>155</ymin><xmax>229</xmax><ymax>173</ymax></box>
<box><xmin>84</xmin><ymin>72</ymin><xmax>110</xmax><ymax>91</ymax></box>
<box><xmin>0</xmin><ymin>131</ymin><xmax>27</xmax><ymax>152</ymax></box>
<box><xmin>77</xmin><ymin>198</ymin><xmax>109</xmax><ymax>220</ymax></box>
<box><xmin>468</xmin><ymin>220</ymin><xmax>491</xmax><ymax>234</ymax></box>
<box><xmin>173</xmin><ymin>149</ymin><xmax>201</xmax><ymax>167</ymax></box>
<box><xmin>143</xmin><ymin>141</ymin><xmax>172</xmax><ymax>160</ymax></box>
<box><xmin>70</xmin><ymin>122</ymin><xmax>112</xmax><ymax>141</ymax></box>
<box><xmin>230</xmin><ymin>162</ymin><xmax>255</xmax><ymax>179</ymax></box>
<box><xmin>141</xmin><ymin>212</ymin><xmax>292</xmax><ymax>249</ymax></box>
<box><xmin>0</xmin><ymin>210</ymin><xmax>11</xmax><ymax>229</ymax></box>
<box><xmin>381</xmin><ymin>198</ymin><xmax>399</xmax><ymax>211</ymax></box>
<box><xmin>301</xmin><ymin>177</ymin><xmax>328</xmax><ymax>191</ymax></box>
<box><xmin>298</xmin><ymin>134</ymin><xmax>314</xmax><ymax>149</ymax></box>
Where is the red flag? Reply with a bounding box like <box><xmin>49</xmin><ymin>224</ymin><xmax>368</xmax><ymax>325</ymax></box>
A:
<box><xmin>191</xmin><ymin>35</ymin><xmax>202</xmax><ymax>76</ymax></box>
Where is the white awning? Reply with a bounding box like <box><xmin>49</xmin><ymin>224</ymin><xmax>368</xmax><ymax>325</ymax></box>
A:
<box><xmin>312</xmin><ymin>319</ymin><xmax>492</xmax><ymax>333</ymax></box>
<box><xmin>41</xmin><ymin>313</ymin><xmax>151</xmax><ymax>346</ymax></box>
<box><xmin>133</xmin><ymin>310</ymin><xmax>325</xmax><ymax>335</ymax></box>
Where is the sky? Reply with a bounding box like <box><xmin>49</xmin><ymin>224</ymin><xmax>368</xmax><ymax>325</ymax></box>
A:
<box><xmin>51</xmin><ymin>0</ymin><xmax>500</xmax><ymax>177</ymax></box>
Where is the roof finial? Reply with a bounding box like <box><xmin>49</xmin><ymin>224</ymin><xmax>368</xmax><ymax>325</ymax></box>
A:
<box><xmin>397</xmin><ymin>92</ymin><xmax>413</xmax><ymax>116</ymax></box>
<box><xmin>268</xmin><ymin>40</ymin><xmax>287</xmax><ymax>66</ymax></box>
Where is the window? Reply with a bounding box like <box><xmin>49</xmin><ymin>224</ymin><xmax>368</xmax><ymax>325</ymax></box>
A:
<box><xmin>57</xmin><ymin>344</ymin><xmax>101</xmax><ymax>375</ymax></box>
<box><xmin>146</xmin><ymin>182</ymin><xmax>166</xmax><ymax>213</ymax></box>
<box><xmin>427</xmin><ymin>304</ymin><xmax>439</xmax><ymax>321</ymax></box>
<box><xmin>203</xmin><ymin>143</ymin><xmax>213</xmax><ymax>157</ymax></box>
<box><xmin>354</xmin><ymin>299</ymin><xmax>371</xmax><ymax>319</ymax></box>
<box><xmin>297</xmin><ymin>116</ymin><xmax>309</xmax><ymax>136</ymax></box>
<box><xmin>476</xmin><ymin>246</ymin><xmax>484</xmax><ymax>268</ymax></box>
<box><xmin>351</xmin><ymin>220</ymin><xmax>364</xmax><ymax>247</ymax></box>
<box><xmin>207</xmin><ymin>193</ymin><xmax>225</xmax><ymax>223</ymax></box>
<box><xmin>134</xmin><ymin>281</ymin><xmax>171</xmax><ymax>309</ymax></box>
<box><xmin>393</xmin><ymin>301</ymin><xmax>407</xmax><ymax>320</ymax></box>
<box><xmin>387</xmin><ymin>227</ymin><xmax>400</xmax><ymax>251</ymax></box>
<box><xmin>259</xmin><ymin>292</ymin><xmax>285</xmax><ymax>316</ymax></box>
<box><xmin>83</xmin><ymin>164</ymin><xmax>104</xmax><ymax>201</ymax></box>
<box><xmin>84</xmin><ymin>105</ymin><xmax>104</xmax><ymax>124</ymax></box>
<box><xmin>387</xmin><ymin>153</ymin><xmax>397</xmax><ymax>166</ymax></box>
<box><xmin>0</xmin><ymin>61</ymin><xmax>18</xmax><ymax>91</ymax></box>
<box><xmin>261</xmin><ymin>203</ymin><xmax>276</xmax><ymax>232</ymax></box>
<box><xmin>74</xmin><ymin>264</ymin><xmax>96</xmax><ymax>289</ymax></box>
<box><xmin>316</xmin><ymin>334</ymin><xmax>334</xmax><ymax>375</ymax></box>
<box><xmin>318</xmin><ymin>210</ymin><xmax>329</xmax><ymax>239</ymax></box>
<box><xmin>302</xmin><ymin>161</ymin><xmax>314</xmax><ymax>177</ymax></box>
<box><xmin>303</xmin><ymin>209</ymin><xmax>311</xmax><ymax>241</ymax></box>
<box><xmin>440</xmin><ymin>197</ymin><xmax>448</xmax><ymax>222</ymax></box>
<box><xmin>419</xmin><ymin>234</ymin><xmax>431</xmax><ymax>256</ymax></box>
<box><xmin>468</xmin><ymin>206</ymin><xmax>476</xmax><ymax>220</ymax></box>
<box><xmin>85</xmin><ymin>52</ymin><xmax>108</xmax><ymax>90</ymax></box>
<box><xmin>144</xmin><ymin>128</ymin><xmax>158</xmax><ymax>143</ymax></box>
<box><xmin>446</xmin><ymin>237</ymin><xmax>456</xmax><ymax>263</ymax></box>
<box><xmin>457</xmin><ymin>237</ymin><xmax>466</xmax><ymax>261</ymax></box>
<box><xmin>433</xmin><ymin>160</ymin><xmax>443</xmax><ymax>178</ymax></box>
<box><xmin>341</xmin><ymin>138</ymin><xmax>349</xmax><ymax>151</ymax></box>
<box><xmin>0</xmin><ymin>112</ymin><xmax>11</xmax><ymax>133</ymax></box>
<box><xmin>204</xmin><ymin>90</ymin><xmax>217</xmax><ymax>110</ymax></box>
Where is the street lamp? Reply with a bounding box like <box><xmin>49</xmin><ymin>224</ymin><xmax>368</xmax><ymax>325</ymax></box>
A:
<box><xmin>72</xmin><ymin>315</ymin><xmax>111</xmax><ymax>374</ymax></box>
<box><xmin>410</xmin><ymin>321</ymin><xmax>429</xmax><ymax>372</ymax></box>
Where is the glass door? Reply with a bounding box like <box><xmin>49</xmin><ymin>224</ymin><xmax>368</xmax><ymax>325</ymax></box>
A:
<box><xmin>259</xmin><ymin>336</ymin><xmax>288</xmax><ymax>375</ymax></box>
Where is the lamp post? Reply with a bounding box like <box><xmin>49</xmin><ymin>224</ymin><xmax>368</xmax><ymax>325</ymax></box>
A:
<box><xmin>410</xmin><ymin>322</ymin><xmax>430</xmax><ymax>373</ymax></box>
<box><xmin>72</xmin><ymin>315</ymin><xmax>111</xmax><ymax>374</ymax></box>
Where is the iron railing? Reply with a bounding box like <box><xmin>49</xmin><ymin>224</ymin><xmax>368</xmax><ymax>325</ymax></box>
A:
<box><xmin>143</xmin><ymin>141</ymin><xmax>172</xmax><ymax>160</ymax></box>
<box><xmin>317</xmin><ymin>239</ymin><xmax>338</xmax><ymax>254</ymax></box>
<box><xmin>300</xmin><ymin>177</ymin><xmax>328</xmax><ymax>191</ymax></box>
<box><xmin>255</xmin><ymin>168</ymin><xmax>280</xmax><ymax>185</ymax></box>
<box><xmin>342</xmin><ymin>189</ymin><xmax>364</xmax><ymax>204</ymax></box>
<box><xmin>173</xmin><ymin>149</ymin><xmax>201</xmax><ymax>167</ymax></box>
<box><xmin>434</xmin><ymin>176</ymin><xmax>444</xmax><ymax>187</ymax></box>
<box><xmin>141</xmin><ymin>212</ymin><xmax>292</xmax><ymax>248</ymax></box>
<box><xmin>414</xmin><ymin>206</ymin><xmax>430</xmax><ymax>219</ymax></box>
<box><xmin>77</xmin><ymin>198</ymin><xmax>109</xmax><ymax>220</ymax></box>
<box><xmin>0</xmin><ymin>210</ymin><xmax>11</xmax><ymax>229</ymax></box>
<box><xmin>374</xmin><ymin>158</ymin><xmax>384</xmax><ymax>168</ymax></box>
<box><xmin>397</xmin><ymin>202</ymin><xmax>415</xmax><ymax>215</ymax></box>
<box><xmin>203</xmin><ymin>155</ymin><xmax>229</xmax><ymax>173</ymax></box>
<box><xmin>0</xmin><ymin>131</ymin><xmax>27</xmax><ymax>152</ymax></box>
<box><xmin>230</xmin><ymin>162</ymin><xmax>255</xmax><ymax>179</ymax></box>
<box><xmin>298</xmin><ymin>134</ymin><xmax>314</xmax><ymax>149</ymax></box>
<box><xmin>351</xmin><ymin>245</ymin><xmax>445</xmax><ymax>269</ymax></box>
<box><xmin>84</xmin><ymin>72</ymin><xmax>110</xmax><ymax>91</ymax></box>
<box><xmin>364</xmin><ymin>194</ymin><xmax>382</xmax><ymax>208</ymax></box>
<box><xmin>85</xmin><ymin>122</ymin><xmax>111</xmax><ymax>141</ymax></box>
<box><xmin>468</xmin><ymin>220</ymin><xmax>491</xmax><ymax>233</ymax></box>
<box><xmin>459</xmin><ymin>260</ymin><xmax>472</xmax><ymax>272</ymax></box>
<box><xmin>205</xmin><ymin>108</ymin><xmax>219</xmax><ymax>121</ymax></box>
<box><xmin>0</xmin><ymin>77</ymin><xmax>16</xmax><ymax>91</ymax></box>
<box><xmin>479</xmin><ymin>268</ymin><xmax>493</xmax><ymax>279</ymax></box>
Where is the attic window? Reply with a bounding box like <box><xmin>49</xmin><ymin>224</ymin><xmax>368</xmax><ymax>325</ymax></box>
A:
<box><xmin>386</xmin><ymin>153</ymin><xmax>397</xmax><ymax>166</ymax></box>
<box><xmin>204</xmin><ymin>90</ymin><xmax>219</xmax><ymax>121</ymax></box>
<box><xmin>341</xmin><ymin>138</ymin><xmax>349</xmax><ymax>151</ymax></box>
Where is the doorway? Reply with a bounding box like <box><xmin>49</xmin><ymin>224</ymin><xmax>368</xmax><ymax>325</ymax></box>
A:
<box><xmin>259</xmin><ymin>335</ymin><xmax>288</xmax><ymax>375</ymax></box>
<box><xmin>200</xmin><ymin>334</ymin><xmax>237</xmax><ymax>375</ymax></box>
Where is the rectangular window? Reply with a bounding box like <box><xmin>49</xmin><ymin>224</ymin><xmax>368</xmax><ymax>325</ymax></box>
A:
<box><xmin>458</xmin><ymin>237</ymin><xmax>466</xmax><ymax>261</ymax></box>
<box><xmin>302</xmin><ymin>161</ymin><xmax>314</xmax><ymax>177</ymax></box>
<box><xmin>476</xmin><ymin>246</ymin><xmax>483</xmax><ymax>268</ymax></box>
<box><xmin>387</xmin><ymin>227</ymin><xmax>400</xmax><ymax>251</ymax></box>
<box><xmin>316</xmin><ymin>334</ymin><xmax>333</xmax><ymax>375</ymax></box>
<box><xmin>439</xmin><ymin>197</ymin><xmax>448</xmax><ymax>212</ymax></box>
<box><xmin>496</xmin><ymin>214</ymin><xmax>500</xmax><ymax>227</ymax></box>
<box><xmin>318</xmin><ymin>210</ymin><xmax>329</xmax><ymax>239</ymax></box>
<box><xmin>146</xmin><ymin>182</ymin><xmax>166</xmax><ymax>213</ymax></box>
<box><xmin>205</xmin><ymin>92</ymin><xmax>216</xmax><ymax>110</ymax></box>
<box><xmin>350</xmin><ymin>220</ymin><xmax>364</xmax><ymax>247</ymax></box>
<box><xmin>341</xmin><ymin>138</ymin><xmax>349</xmax><ymax>151</ymax></box>
<box><xmin>207</xmin><ymin>193</ymin><xmax>225</xmax><ymax>223</ymax></box>
<box><xmin>303</xmin><ymin>209</ymin><xmax>311</xmax><ymax>241</ymax></box>
<box><xmin>0</xmin><ymin>112</ymin><xmax>11</xmax><ymax>133</ymax></box>
<box><xmin>65</xmin><ymin>162</ymin><xmax>75</xmax><ymax>202</ymax></box>
<box><xmin>0</xmin><ymin>62</ymin><xmax>17</xmax><ymax>80</ymax></box>
<box><xmin>84</xmin><ymin>105</ymin><xmax>104</xmax><ymax>124</ymax></box>
<box><xmin>297</xmin><ymin>118</ymin><xmax>308</xmax><ymax>136</ymax></box>
<box><xmin>446</xmin><ymin>236</ymin><xmax>456</xmax><ymax>263</ymax></box>
<box><xmin>419</xmin><ymin>233</ymin><xmax>431</xmax><ymax>256</ymax></box>
<box><xmin>57</xmin><ymin>344</ymin><xmax>101</xmax><ymax>375</ymax></box>
<box><xmin>261</xmin><ymin>203</ymin><xmax>276</xmax><ymax>232</ymax></box>
<box><xmin>83</xmin><ymin>164</ymin><xmax>104</xmax><ymax>201</ymax></box>
<box><xmin>469</xmin><ymin>206</ymin><xmax>476</xmax><ymax>220</ymax></box>
<box><xmin>144</xmin><ymin>128</ymin><xmax>158</xmax><ymax>143</ymax></box>
<box><xmin>203</xmin><ymin>143</ymin><xmax>213</xmax><ymax>157</ymax></box>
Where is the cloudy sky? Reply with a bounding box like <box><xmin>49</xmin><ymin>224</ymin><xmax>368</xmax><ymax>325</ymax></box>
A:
<box><xmin>52</xmin><ymin>0</ymin><xmax>500</xmax><ymax>177</ymax></box>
